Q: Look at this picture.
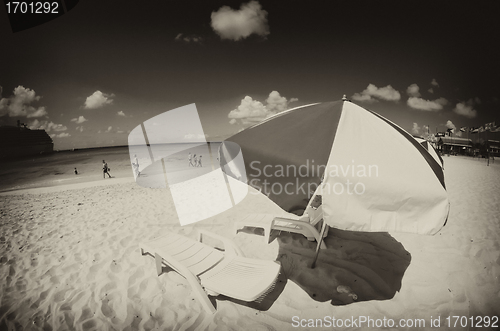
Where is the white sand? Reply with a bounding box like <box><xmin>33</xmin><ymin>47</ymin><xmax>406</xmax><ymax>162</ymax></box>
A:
<box><xmin>0</xmin><ymin>156</ymin><xmax>499</xmax><ymax>330</ymax></box>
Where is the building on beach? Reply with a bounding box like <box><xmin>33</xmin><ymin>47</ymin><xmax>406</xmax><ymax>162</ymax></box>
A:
<box><xmin>488</xmin><ymin>140</ymin><xmax>500</xmax><ymax>157</ymax></box>
<box><xmin>0</xmin><ymin>124</ymin><xmax>54</xmax><ymax>158</ymax></box>
<box><xmin>436</xmin><ymin>136</ymin><xmax>472</xmax><ymax>155</ymax></box>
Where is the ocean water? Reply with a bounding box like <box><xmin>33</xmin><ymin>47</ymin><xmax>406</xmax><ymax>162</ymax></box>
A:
<box><xmin>0</xmin><ymin>143</ymin><xmax>222</xmax><ymax>192</ymax></box>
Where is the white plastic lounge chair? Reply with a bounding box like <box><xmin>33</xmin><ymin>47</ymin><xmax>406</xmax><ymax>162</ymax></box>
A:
<box><xmin>234</xmin><ymin>204</ymin><xmax>328</xmax><ymax>249</ymax></box>
<box><xmin>140</xmin><ymin>230</ymin><xmax>281</xmax><ymax>314</ymax></box>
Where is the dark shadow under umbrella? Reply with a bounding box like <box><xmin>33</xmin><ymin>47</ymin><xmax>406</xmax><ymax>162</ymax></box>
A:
<box><xmin>276</xmin><ymin>228</ymin><xmax>411</xmax><ymax>305</ymax></box>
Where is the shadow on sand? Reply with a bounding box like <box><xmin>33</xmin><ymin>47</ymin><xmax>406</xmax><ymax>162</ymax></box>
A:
<box><xmin>156</xmin><ymin>225</ymin><xmax>410</xmax><ymax>312</ymax></box>
<box><xmin>212</xmin><ymin>271</ymin><xmax>287</xmax><ymax>311</ymax></box>
<box><xmin>274</xmin><ymin>227</ymin><xmax>412</xmax><ymax>306</ymax></box>
<box><xmin>215</xmin><ymin>226</ymin><xmax>410</xmax><ymax>310</ymax></box>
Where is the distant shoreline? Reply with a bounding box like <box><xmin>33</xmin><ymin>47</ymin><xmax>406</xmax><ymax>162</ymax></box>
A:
<box><xmin>0</xmin><ymin>142</ymin><xmax>222</xmax><ymax>193</ymax></box>
<box><xmin>1</xmin><ymin>142</ymin><xmax>224</xmax><ymax>162</ymax></box>
<box><xmin>55</xmin><ymin>141</ymin><xmax>224</xmax><ymax>152</ymax></box>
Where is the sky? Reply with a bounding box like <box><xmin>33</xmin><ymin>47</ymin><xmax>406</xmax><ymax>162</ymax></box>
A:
<box><xmin>1</xmin><ymin>0</ymin><xmax>499</xmax><ymax>150</ymax></box>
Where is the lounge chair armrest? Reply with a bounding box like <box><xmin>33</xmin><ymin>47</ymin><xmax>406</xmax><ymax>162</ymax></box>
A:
<box><xmin>197</xmin><ymin>229</ymin><xmax>244</xmax><ymax>257</ymax></box>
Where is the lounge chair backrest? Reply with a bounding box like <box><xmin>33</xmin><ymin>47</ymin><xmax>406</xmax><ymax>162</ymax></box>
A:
<box><xmin>306</xmin><ymin>205</ymin><xmax>323</xmax><ymax>226</ymax></box>
<box><xmin>152</xmin><ymin>232</ymin><xmax>224</xmax><ymax>276</ymax></box>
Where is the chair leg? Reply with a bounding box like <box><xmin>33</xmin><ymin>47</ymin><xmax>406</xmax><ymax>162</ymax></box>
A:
<box><xmin>264</xmin><ymin>224</ymin><xmax>272</xmax><ymax>244</ymax></box>
<box><xmin>292</xmin><ymin>222</ymin><xmax>327</xmax><ymax>249</ymax></box>
<box><xmin>155</xmin><ymin>253</ymin><xmax>163</xmax><ymax>276</ymax></box>
<box><xmin>153</xmin><ymin>254</ymin><xmax>216</xmax><ymax>314</ymax></box>
<box><xmin>186</xmin><ymin>280</ymin><xmax>217</xmax><ymax>314</ymax></box>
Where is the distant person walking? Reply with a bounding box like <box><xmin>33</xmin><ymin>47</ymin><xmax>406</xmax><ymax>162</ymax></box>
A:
<box><xmin>74</xmin><ymin>168</ymin><xmax>78</xmax><ymax>175</ymax></box>
<box><xmin>188</xmin><ymin>152</ymin><xmax>194</xmax><ymax>167</ymax></box>
<box><xmin>193</xmin><ymin>154</ymin><xmax>198</xmax><ymax>167</ymax></box>
<box><xmin>103</xmin><ymin>160</ymin><xmax>111</xmax><ymax>178</ymax></box>
<box><xmin>197</xmin><ymin>155</ymin><xmax>203</xmax><ymax>167</ymax></box>
<box><xmin>133</xmin><ymin>154</ymin><xmax>141</xmax><ymax>177</ymax></box>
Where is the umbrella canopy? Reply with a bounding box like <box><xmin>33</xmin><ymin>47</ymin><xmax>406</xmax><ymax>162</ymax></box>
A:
<box><xmin>414</xmin><ymin>137</ymin><xmax>444</xmax><ymax>169</ymax></box>
<box><xmin>220</xmin><ymin>100</ymin><xmax>449</xmax><ymax>235</ymax></box>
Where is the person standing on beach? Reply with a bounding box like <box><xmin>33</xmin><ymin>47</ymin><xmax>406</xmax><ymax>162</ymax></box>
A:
<box><xmin>198</xmin><ymin>155</ymin><xmax>203</xmax><ymax>167</ymax></box>
<box><xmin>103</xmin><ymin>160</ymin><xmax>111</xmax><ymax>178</ymax></box>
<box><xmin>134</xmin><ymin>154</ymin><xmax>141</xmax><ymax>177</ymax></box>
<box><xmin>188</xmin><ymin>153</ymin><xmax>194</xmax><ymax>167</ymax></box>
<box><xmin>74</xmin><ymin>168</ymin><xmax>78</xmax><ymax>175</ymax></box>
<box><xmin>193</xmin><ymin>154</ymin><xmax>198</xmax><ymax>167</ymax></box>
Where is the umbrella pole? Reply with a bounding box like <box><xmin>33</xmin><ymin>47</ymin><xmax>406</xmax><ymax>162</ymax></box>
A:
<box><xmin>310</xmin><ymin>220</ymin><xmax>329</xmax><ymax>269</ymax></box>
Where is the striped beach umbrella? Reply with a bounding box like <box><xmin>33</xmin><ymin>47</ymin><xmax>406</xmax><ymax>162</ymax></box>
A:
<box><xmin>220</xmin><ymin>98</ymin><xmax>450</xmax><ymax>238</ymax></box>
<box><xmin>414</xmin><ymin>137</ymin><xmax>444</xmax><ymax>169</ymax></box>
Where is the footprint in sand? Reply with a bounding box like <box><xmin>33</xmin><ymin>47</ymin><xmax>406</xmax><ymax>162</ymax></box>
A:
<box><xmin>100</xmin><ymin>297</ymin><xmax>115</xmax><ymax>319</ymax></box>
<box><xmin>32</xmin><ymin>314</ymin><xmax>45</xmax><ymax>328</ymax></box>
<box><xmin>119</xmin><ymin>235</ymin><xmax>133</xmax><ymax>248</ymax></box>
<box><xmin>15</xmin><ymin>278</ymin><xmax>27</xmax><ymax>292</ymax></box>
<box><xmin>86</xmin><ymin>260</ymin><xmax>107</xmax><ymax>282</ymax></box>
<box><xmin>99</xmin><ymin>282</ymin><xmax>118</xmax><ymax>297</ymax></box>
<box><xmin>128</xmin><ymin>268</ymin><xmax>144</xmax><ymax>287</ymax></box>
<box><xmin>337</xmin><ymin>285</ymin><xmax>358</xmax><ymax>300</ymax></box>
<box><xmin>110</xmin><ymin>260</ymin><xmax>122</xmax><ymax>273</ymax></box>
<box><xmin>77</xmin><ymin>306</ymin><xmax>95</xmax><ymax>323</ymax></box>
<box><xmin>53</xmin><ymin>288</ymin><xmax>71</xmax><ymax>302</ymax></box>
<box><xmin>30</xmin><ymin>288</ymin><xmax>52</xmax><ymax>309</ymax></box>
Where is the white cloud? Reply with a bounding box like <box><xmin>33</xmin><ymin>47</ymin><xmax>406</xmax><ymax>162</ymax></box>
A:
<box><xmin>407</xmin><ymin>97</ymin><xmax>448</xmax><ymax>111</ymax></box>
<box><xmin>75</xmin><ymin>126</ymin><xmax>84</xmax><ymax>132</ymax></box>
<box><xmin>446</xmin><ymin>120</ymin><xmax>456</xmax><ymax>130</ymax></box>
<box><xmin>0</xmin><ymin>86</ymin><xmax>48</xmax><ymax>118</ymax></box>
<box><xmin>428</xmin><ymin>88</ymin><xmax>434</xmax><ymax>94</ymax></box>
<box><xmin>228</xmin><ymin>91</ymin><xmax>294</xmax><ymax>126</ymax></box>
<box><xmin>84</xmin><ymin>91</ymin><xmax>114</xmax><ymax>109</ymax></box>
<box><xmin>406</xmin><ymin>84</ymin><xmax>421</xmax><ymax>97</ymax></box>
<box><xmin>106</xmin><ymin>126</ymin><xmax>112</xmax><ymax>133</ymax></box>
<box><xmin>228</xmin><ymin>96</ymin><xmax>268</xmax><ymax>125</ymax></box>
<box><xmin>266</xmin><ymin>91</ymin><xmax>288</xmax><ymax>112</ymax></box>
<box><xmin>412</xmin><ymin>123</ymin><xmax>421</xmax><ymax>135</ymax></box>
<box><xmin>29</xmin><ymin>119</ymin><xmax>67</xmax><ymax>132</ymax></box>
<box><xmin>27</xmin><ymin>106</ymin><xmax>48</xmax><ymax>118</ymax></box>
<box><xmin>49</xmin><ymin>122</ymin><xmax>67</xmax><ymax>132</ymax></box>
<box><xmin>28</xmin><ymin>119</ymin><xmax>42</xmax><ymax>129</ymax></box>
<box><xmin>431</xmin><ymin>79</ymin><xmax>439</xmax><ymax>87</ymax></box>
<box><xmin>211</xmin><ymin>1</ymin><xmax>269</xmax><ymax>41</ymax></box>
<box><xmin>351</xmin><ymin>84</ymin><xmax>401</xmax><ymax>103</ymax></box>
<box><xmin>174</xmin><ymin>33</ymin><xmax>203</xmax><ymax>43</ymax></box>
<box><xmin>421</xmin><ymin>130</ymin><xmax>437</xmax><ymax>142</ymax></box>
<box><xmin>289</xmin><ymin>97</ymin><xmax>299</xmax><ymax>103</ymax></box>
<box><xmin>71</xmin><ymin>115</ymin><xmax>88</xmax><ymax>124</ymax></box>
<box><xmin>117</xmin><ymin>111</ymin><xmax>125</xmax><ymax>116</ymax></box>
<box><xmin>50</xmin><ymin>132</ymin><xmax>71</xmax><ymax>138</ymax></box>
<box><xmin>351</xmin><ymin>93</ymin><xmax>375</xmax><ymax>103</ymax></box>
<box><xmin>453</xmin><ymin>100</ymin><xmax>478</xmax><ymax>118</ymax></box>
<box><xmin>0</xmin><ymin>99</ymin><xmax>8</xmax><ymax>115</ymax></box>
